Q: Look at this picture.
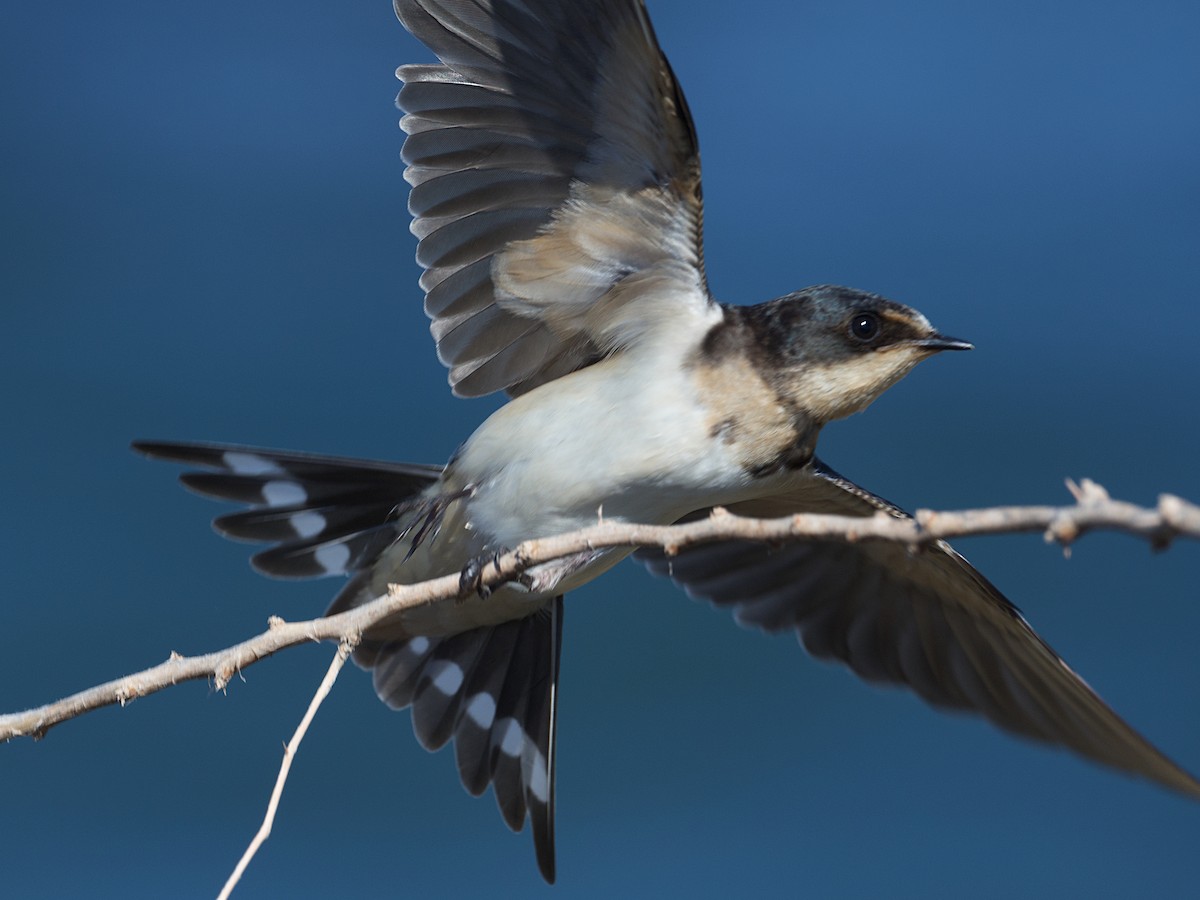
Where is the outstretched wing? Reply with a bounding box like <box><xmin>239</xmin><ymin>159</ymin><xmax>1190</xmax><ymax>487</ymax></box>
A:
<box><xmin>396</xmin><ymin>0</ymin><xmax>713</xmax><ymax>398</ymax></box>
<box><xmin>638</xmin><ymin>459</ymin><xmax>1200</xmax><ymax>800</ymax></box>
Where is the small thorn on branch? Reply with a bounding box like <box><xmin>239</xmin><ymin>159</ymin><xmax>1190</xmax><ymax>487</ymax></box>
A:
<box><xmin>1044</xmin><ymin>513</ymin><xmax>1079</xmax><ymax>558</ymax></box>
<box><xmin>1158</xmin><ymin>493</ymin><xmax>1200</xmax><ymax>535</ymax></box>
<box><xmin>1066</xmin><ymin>477</ymin><xmax>1110</xmax><ymax>505</ymax></box>
<box><xmin>213</xmin><ymin>661</ymin><xmax>238</xmax><ymax>693</ymax></box>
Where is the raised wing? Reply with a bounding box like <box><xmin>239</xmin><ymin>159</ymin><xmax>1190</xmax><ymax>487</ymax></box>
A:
<box><xmin>396</xmin><ymin>0</ymin><xmax>712</xmax><ymax>397</ymax></box>
<box><xmin>638</xmin><ymin>459</ymin><xmax>1200</xmax><ymax>800</ymax></box>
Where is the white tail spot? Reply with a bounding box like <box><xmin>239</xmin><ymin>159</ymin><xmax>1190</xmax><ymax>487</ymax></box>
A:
<box><xmin>262</xmin><ymin>481</ymin><xmax>307</xmax><ymax>507</ymax></box>
<box><xmin>223</xmin><ymin>451</ymin><xmax>285</xmax><ymax>476</ymax></box>
<box><xmin>314</xmin><ymin>542</ymin><xmax>351</xmax><ymax>574</ymax></box>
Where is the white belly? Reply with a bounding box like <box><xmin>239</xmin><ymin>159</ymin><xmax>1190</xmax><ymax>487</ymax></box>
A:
<box><xmin>454</xmin><ymin>351</ymin><xmax>750</xmax><ymax>546</ymax></box>
<box><xmin>357</xmin><ymin>337</ymin><xmax>786</xmax><ymax>637</ymax></box>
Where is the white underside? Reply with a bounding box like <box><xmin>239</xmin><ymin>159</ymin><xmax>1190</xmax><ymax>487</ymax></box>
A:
<box><xmin>354</xmin><ymin>304</ymin><xmax>804</xmax><ymax>637</ymax></box>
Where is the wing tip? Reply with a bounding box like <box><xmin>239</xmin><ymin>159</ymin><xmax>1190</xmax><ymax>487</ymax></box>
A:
<box><xmin>130</xmin><ymin>438</ymin><xmax>202</xmax><ymax>463</ymax></box>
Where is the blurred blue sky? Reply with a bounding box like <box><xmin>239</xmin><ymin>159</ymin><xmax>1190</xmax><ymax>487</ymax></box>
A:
<box><xmin>3</xmin><ymin>1</ymin><xmax>1199</xmax><ymax>896</ymax></box>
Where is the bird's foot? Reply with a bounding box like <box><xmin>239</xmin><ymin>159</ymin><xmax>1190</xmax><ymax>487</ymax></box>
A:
<box><xmin>457</xmin><ymin>547</ymin><xmax>508</xmax><ymax>603</ymax></box>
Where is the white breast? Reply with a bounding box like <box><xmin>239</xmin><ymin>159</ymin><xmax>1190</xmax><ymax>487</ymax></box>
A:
<box><xmin>454</xmin><ymin>333</ymin><xmax>750</xmax><ymax>549</ymax></box>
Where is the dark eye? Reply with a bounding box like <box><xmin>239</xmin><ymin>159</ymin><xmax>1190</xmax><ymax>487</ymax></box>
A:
<box><xmin>848</xmin><ymin>312</ymin><xmax>881</xmax><ymax>343</ymax></box>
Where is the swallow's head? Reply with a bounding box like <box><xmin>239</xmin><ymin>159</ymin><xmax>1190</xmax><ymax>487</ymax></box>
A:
<box><xmin>728</xmin><ymin>285</ymin><xmax>971</xmax><ymax>424</ymax></box>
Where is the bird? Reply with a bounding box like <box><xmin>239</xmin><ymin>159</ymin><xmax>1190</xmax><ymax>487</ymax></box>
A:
<box><xmin>133</xmin><ymin>0</ymin><xmax>1200</xmax><ymax>884</ymax></box>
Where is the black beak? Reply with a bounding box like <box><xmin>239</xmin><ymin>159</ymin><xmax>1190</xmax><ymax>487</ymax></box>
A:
<box><xmin>915</xmin><ymin>333</ymin><xmax>973</xmax><ymax>352</ymax></box>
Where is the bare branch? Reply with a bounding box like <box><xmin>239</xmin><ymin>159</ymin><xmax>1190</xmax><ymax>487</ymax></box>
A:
<box><xmin>2</xmin><ymin>482</ymin><xmax>1197</xmax><ymax>743</ymax></box>
<box><xmin>218</xmin><ymin>639</ymin><xmax>356</xmax><ymax>900</ymax></box>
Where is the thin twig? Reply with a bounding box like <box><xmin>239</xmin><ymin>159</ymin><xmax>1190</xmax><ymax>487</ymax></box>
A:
<box><xmin>217</xmin><ymin>638</ymin><xmax>357</xmax><ymax>900</ymax></box>
<box><xmin>1</xmin><ymin>483</ymin><xmax>1198</xmax><ymax>742</ymax></box>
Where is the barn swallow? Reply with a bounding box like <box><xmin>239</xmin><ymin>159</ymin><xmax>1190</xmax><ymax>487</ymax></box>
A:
<box><xmin>134</xmin><ymin>0</ymin><xmax>1200</xmax><ymax>883</ymax></box>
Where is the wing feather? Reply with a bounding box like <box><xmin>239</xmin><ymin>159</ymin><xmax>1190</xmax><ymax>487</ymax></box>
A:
<box><xmin>395</xmin><ymin>0</ymin><xmax>712</xmax><ymax>397</ymax></box>
<box><xmin>637</xmin><ymin>458</ymin><xmax>1200</xmax><ymax>799</ymax></box>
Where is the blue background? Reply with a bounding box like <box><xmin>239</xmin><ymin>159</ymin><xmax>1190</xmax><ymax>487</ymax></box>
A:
<box><xmin>3</xmin><ymin>1</ymin><xmax>1199</xmax><ymax>896</ymax></box>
